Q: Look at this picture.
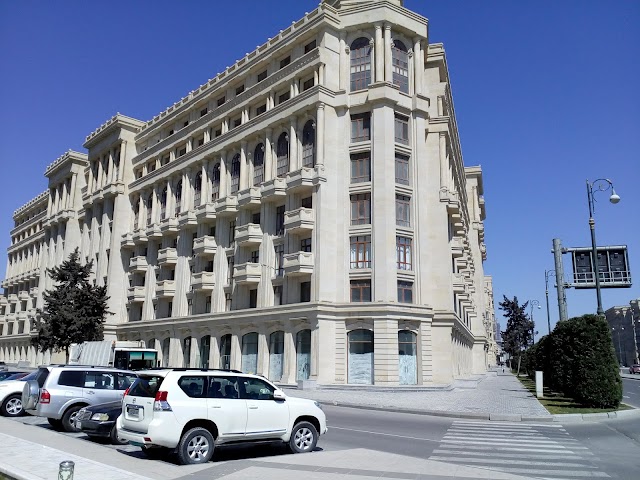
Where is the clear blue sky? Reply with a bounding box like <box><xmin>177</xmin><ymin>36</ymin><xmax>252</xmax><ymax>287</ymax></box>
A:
<box><xmin>1</xmin><ymin>0</ymin><xmax>638</xmax><ymax>333</ymax></box>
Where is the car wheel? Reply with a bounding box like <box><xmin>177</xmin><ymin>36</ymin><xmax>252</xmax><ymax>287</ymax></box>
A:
<box><xmin>176</xmin><ymin>427</ymin><xmax>215</xmax><ymax>465</ymax></box>
<box><xmin>1</xmin><ymin>394</ymin><xmax>24</xmax><ymax>417</ymax></box>
<box><xmin>110</xmin><ymin>424</ymin><xmax>128</xmax><ymax>445</ymax></box>
<box><xmin>61</xmin><ymin>405</ymin><xmax>85</xmax><ymax>432</ymax></box>
<box><xmin>141</xmin><ymin>445</ymin><xmax>170</xmax><ymax>460</ymax></box>
<box><xmin>288</xmin><ymin>421</ymin><xmax>318</xmax><ymax>454</ymax></box>
<box><xmin>47</xmin><ymin>417</ymin><xmax>64</xmax><ymax>430</ymax></box>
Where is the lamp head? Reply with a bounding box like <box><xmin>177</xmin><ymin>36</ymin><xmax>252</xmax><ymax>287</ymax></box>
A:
<box><xmin>609</xmin><ymin>188</ymin><xmax>621</xmax><ymax>204</ymax></box>
<box><xmin>537</xmin><ymin>305</ymin><xmax>542</xmax><ymax>309</ymax></box>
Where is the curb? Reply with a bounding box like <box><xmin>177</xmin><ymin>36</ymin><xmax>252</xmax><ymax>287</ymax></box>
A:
<box><xmin>318</xmin><ymin>400</ymin><xmax>640</xmax><ymax>423</ymax></box>
<box><xmin>0</xmin><ymin>461</ymin><xmax>37</xmax><ymax>480</ymax></box>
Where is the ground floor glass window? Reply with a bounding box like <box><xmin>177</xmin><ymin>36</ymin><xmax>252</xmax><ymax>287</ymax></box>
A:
<box><xmin>296</xmin><ymin>329</ymin><xmax>311</xmax><ymax>381</ymax></box>
<box><xmin>348</xmin><ymin>329</ymin><xmax>374</xmax><ymax>384</ymax></box>
<box><xmin>269</xmin><ymin>331</ymin><xmax>284</xmax><ymax>381</ymax></box>
<box><xmin>242</xmin><ymin>332</ymin><xmax>258</xmax><ymax>374</ymax></box>
<box><xmin>398</xmin><ymin>330</ymin><xmax>417</xmax><ymax>385</ymax></box>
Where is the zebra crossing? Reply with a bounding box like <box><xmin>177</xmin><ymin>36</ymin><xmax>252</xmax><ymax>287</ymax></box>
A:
<box><xmin>429</xmin><ymin>420</ymin><xmax>609</xmax><ymax>479</ymax></box>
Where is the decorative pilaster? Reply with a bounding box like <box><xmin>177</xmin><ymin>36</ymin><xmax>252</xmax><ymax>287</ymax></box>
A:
<box><xmin>316</xmin><ymin>103</ymin><xmax>325</xmax><ymax>166</ymax></box>
<box><xmin>239</xmin><ymin>141</ymin><xmax>248</xmax><ymax>191</ymax></box>
<box><xmin>384</xmin><ymin>24</ymin><xmax>392</xmax><ymax>82</ymax></box>
<box><xmin>413</xmin><ymin>37</ymin><xmax>422</xmax><ymax>95</ymax></box>
<box><xmin>375</xmin><ymin>24</ymin><xmax>384</xmax><ymax>82</ymax></box>
<box><xmin>264</xmin><ymin>129</ymin><xmax>273</xmax><ymax>182</ymax></box>
<box><xmin>289</xmin><ymin>117</ymin><xmax>298</xmax><ymax>172</ymax></box>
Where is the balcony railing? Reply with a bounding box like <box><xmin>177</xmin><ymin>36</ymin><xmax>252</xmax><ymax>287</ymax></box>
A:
<box><xmin>283</xmin><ymin>252</ymin><xmax>314</xmax><ymax>277</ymax></box>
<box><xmin>156</xmin><ymin>280</ymin><xmax>176</xmax><ymax>297</ymax></box>
<box><xmin>233</xmin><ymin>262</ymin><xmax>261</xmax><ymax>284</ymax></box>
<box><xmin>235</xmin><ymin>224</ymin><xmax>263</xmax><ymax>247</ymax></box>
<box><xmin>157</xmin><ymin>247</ymin><xmax>178</xmax><ymax>265</ymax></box>
<box><xmin>191</xmin><ymin>271</ymin><xmax>216</xmax><ymax>291</ymax></box>
<box><xmin>193</xmin><ymin>236</ymin><xmax>217</xmax><ymax>256</ymax></box>
<box><xmin>284</xmin><ymin>207</ymin><xmax>314</xmax><ymax>234</ymax></box>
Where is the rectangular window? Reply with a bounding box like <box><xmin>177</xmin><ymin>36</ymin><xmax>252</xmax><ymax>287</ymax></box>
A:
<box><xmin>147</xmin><ymin>162</ymin><xmax>156</xmax><ymax>173</ymax></box>
<box><xmin>350</xmin><ymin>280</ymin><xmax>371</xmax><ymax>302</ymax></box>
<box><xmin>256</xmin><ymin>104</ymin><xmax>267</xmax><ymax>116</ymax></box>
<box><xmin>217</xmin><ymin>96</ymin><xmax>226</xmax><ymax>107</ymax></box>
<box><xmin>351</xmin><ymin>113</ymin><xmax>371</xmax><ymax>142</ymax></box>
<box><xmin>227</xmin><ymin>256</ymin><xmax>235</xmax><ymax>284</ymax></box>
<box><xmin>225</xmin><ymin>293</ymin><xmax>232</xmax><ymax>311</ymax></box>
<box><xmin>135</xmin><ymin>169</ymin><xmax>143</xmax><ymax>179</ymax></box>
<box><xmin>350</xmin><ymin>193</ymin><xmax>371</xmax><ymax>225</ymax></box>
<box><xmin>276</xmin><ymin>205</ymin><xmax>285</xmax><ymax>235</ymax></box>
<box><xmin>168</xmin><ymin>129</ymin><xmax>174</xmax><ymax>136</ymax></box>
<box><xmin>257</xmin><ymin>69</ymin><xmax>268</xmax><ymax>82</ymax></box>
<box><xmin>168</xmin><ymin>301</ymin><xmax>173</xmax><ymax>317</ymax></box>
<box><xmin>301</xmin><ymin>196</ymin><xmax>312</xmax><ymax>208</ymax></box>
<box><xmin>205</xmin><ymin>296</ymin><xmax>212</xmax><ymax>313</ymax></box>
<box><xmin>182</xmin><ymin>120</ymin><xmax>189</xmax><ymax>128</ymax></box>
<box><xmin>200</xmin><ymin>107</ymin><xmax>208</xmax><ymax>117</ymax></box>
<box><xmin>395</xmin><ymin>153</ymin><xmax>410</xmax><ymax>185</ymax></box>
<box><xmin>350</xmin><ymin>153</ymin><xmax>371</xmax><ymax>183</ymax></box>
<box><xmin>398</xmin><ymin>281</ymin><xmax>413</xmax><ymax>303</ymax></box>
<box><xmin>274</xmin><ymin>244</ymin><xmax>284</xmax><ymax>277</ymax></box>
<box><xmin>350</xmin><ymin>235</ymin><xmax>371</xmax><ymax>268</ymax></box>
<box><xmin>301</xmin><ymin>238</ymin><xmax>312</xmax><ymax>252</ymax></box>
<box><xmin>250</xmin><ymin>250</ymin><xmax>259</xmax><ymax>263</ymax></box>
<box><xmin>161</xmin><ymin>155</ymin><xmax>170</xmax><ymax>166</ymax></box>
<box><xmin>214</xmin><ymin>128</ymin><xmax>222</xmax><ymax>137</ymax></box>
<box><xmin>229</xmin><ymin>221</ymin><xmax>236</xmax><ymax>244</ymax></box>
<box><xmin>304</xmin><ymin>40</ymin><xmax>317</xmax><ymax>54</ymax></box>
<box><xmin>196</xmin><ymin>135</ymin><xmax>205</xmax><ymax>147</ymax></box>
<box><xmin>278</xmin><ymin>91</ymin><xmax>290</xmax><ymax>104</ymax></box>
<box><xmin>396</xmin><ymin>195</ymin><xmax>411</xmax><ymax>227</ymax></box>
<box><xmin>300</xmin><ymin>281</ymin><xmax>311</xmax><ymax>302</ymax></box>
<box><xmin>252</xmin><ymin>212</ymin><xmax>261</xmax><ymax>224</ymax></box>
<box><xmin>177</xmin><ymin>145</ymin><xmax>187</xmax><ymax>157</ymax></box>
<box><xmin>273</xmin><ymin>285</ymin><xmax>283</xmax><ymax>305</ymax></box>
<box><xmin>302</xmin><ymin>78</ymin><xmax>314</xmax><ymax>91</ymax></box>
<box><xmin>279</xmin><ymin>56</ymin><xmax>291</xmax><ymax>69</ymax></box>
<box><xmin>232</xmin><ymin>117</ymin><xmax>241</xmax><ymax>128</ymax></box>
<box><xmin>235</xmin><ymin>85</ymin><xmax>245</xmax><ymax>96</ymax></box>
<box><xmin>394</xmin><ymin>114</ymin><xmax>409</xmax><ymax>145</ymax></box>
<box><xmin>249</xmin><ymin>289</ymin><xmax>257</xmax><ymax>308</ymax></box>
<box><xmin>396</xmin><ymin>236</ymin><xmax>412</xmax><ymax>270</ymax></box>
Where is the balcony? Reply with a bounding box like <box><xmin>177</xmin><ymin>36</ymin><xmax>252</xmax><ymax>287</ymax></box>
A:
<box><xmin>440</xmin><ymin>189</ymin><xmax>460</xmax><ymax>215</ymax></box>
<box><xmin>146</xmin><ymin>223</ymin><xmax>163</xmax><ymax>239</ymax></box>
<box><xmin>261</xmin><ymin>177</ymin><xmax>286</xmax><ymax>200</ymax></box>
<box><xmin>160</xmin><ymin>217</ymin><xmax>179</xmax><ymax>234</ymax></box>
<box><xmin>121</xmin><ymin>232</ymin><xmax>135</xmax><ymax>249</ymax></box>
<box><xmin>452</xmin><ymin>273</ymin><xmax>466</xmax><ymax>293</ymax></box>
<box><xmin>17</xmin><ymin>311</ymin><xmax>28</xmax><ymax>321</ymax></box>
<box><xmin>102</xmin><ymin>181</ymin><xmax>125</xmax><ymax>198</ymax></box>
<box><xmin>195</xmin><ymin>203</ymin><xmax>217</xmax><ymax>221</ymax></box>
<box><xmin>8</xmin><ymin>294</ymin><xmax>18</xmax><ymax>303</ymax></box>
<box><xmin>193</xmin><ymin>236</ymin><xmax>217</xmax><ymax>256</ymax></box>
<box><xmin>127</xmin><ymin>286</ymin><xmax>146</xmax><ymax>303</ymax></box>
<box><xmin>286</xmin><ymin>167</ymin><xmax>324</xmax><ymax>193</ymax></box>
<box><xmin>18</xmin><ymin>291</ymin><xmax>29</xmax><ymax>301</ymax></box>
<box><xmin>451</xmin><ymin>236</ymin><xmax>464</xmax><ymax>258</ymax></box>
<box><xmin>214</xmin><ymin>196</ymin><xmax>238</xmax><ymax>217</ymax></box>
<box><xmin>284</xmin><ymin>207</ymin><xmax>314</xmax><ymax>234</ymax></box>
<box><xmin>237</xmin><ymin>187</ymin><xmax>261</xmax><ymax>209</ymax></box>
<box><xmin>235</xmin><ymin>224</ymin><xmax>263</xmax><ymax>247</ymax></box>
<box><xmin>29</xmin><ymin>287</ymin><xmax>38</xmax><ymax>297</ymax></box>
<box><xmin>178</xmin><ymin>209</ymin><xmax>197</xmax><ymax>228</ymax></box>
<box><xmin>156</xmin><ymin>280</ymin><xmax>176</xmax><ymax>298</ymax></box>
<box><xmin>129</xmin><ymin>256</ymin><xmax>148</xmax><ymax>272</ymax></box>
<box><xmin>132</xmin><ymin>229</ymin><xmax>148</xmax><ymax>245</ymax></box>
<box><xmin>233</xmin><ymin>262</ymin><xmax>261</xmax><ymax>284</ymax></box>
<box><xmin>191</xmin><ymin>271</ymin><xmax>216</xmax><ymax>291</ymax></box>
<box><xmin>283</xmin><ymin>252</ymin><xmax>314</xmax><ymax>277</ymax></box>
<box><xmin>157</xmin><ymin>247</ymin><xmax>178</xmax><ymax>265</ymax></box>
<box><xmin>0</xmin><ymin>297</ymin><xmax>7</xmax><ymax>305</ymax></box>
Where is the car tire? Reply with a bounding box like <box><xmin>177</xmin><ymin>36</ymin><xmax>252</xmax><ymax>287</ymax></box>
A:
<box><xmin>47</xmin><ymin>417</ymin><xmax>64</xmax><ymax>430</ymax></box>
<box><xmin>141</xmin><ymin>445</ymin><xmax>170</xmax><ymax>460</ymax></box>
<box><xmin>110</xmin><ymin>424</ymin><xmax>128</xmax><ymax>445</ymax></box>
<box><xmin>288</xmin><ymin>421</ymin><xmax>318</xmax><ymax>454</ymax></box>
<box><xmin>1</xmin><ymin>394</ymin><xmax>24</xmax><ymax>417</ymax></box>
<box><xmin>176</xmin><ymin>427</ymin><xmax>215</xmax><ymax>465</ymax></box>
<box><xmin>61</xmin><ymin>405</ymin><xmax>85</xmax><ymax>433</ymax></box>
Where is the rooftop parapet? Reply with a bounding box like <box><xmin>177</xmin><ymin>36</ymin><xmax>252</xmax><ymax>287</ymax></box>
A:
<box><xmin>84</xmin><ymin>113</ymin><xmax>146</xmax><ymax>148</ymax></box>
<box><xmin>12</xmin><ymin>191</ymin><xmax>48</xmax><ymax>219</ymax></box>
<box><xmin>44</xmin><ymin>150</ymin><xmax>88</xmax><ymax>177</ymax></box>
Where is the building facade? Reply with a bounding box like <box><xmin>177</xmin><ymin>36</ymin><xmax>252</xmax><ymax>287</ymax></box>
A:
<box><xmin>0</xmin><ymin>0</ymin><xmax>494</xmax><ymax>385</ymax></box>
<box><xmin>605</xmin><ymin>299</ymin><xmax>640</xmax><ymax>367</ymax></box>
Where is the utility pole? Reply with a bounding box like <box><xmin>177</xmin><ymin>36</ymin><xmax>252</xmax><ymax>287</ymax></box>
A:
<box><xmin>544</xmin><ymin>270</ymin><xmax>555</xmax><ymax>334</ymax></box>
<box><xmin>552</xmin><ymin>239</ymin><xmax>569</xmax><ymax>322</ymax></box>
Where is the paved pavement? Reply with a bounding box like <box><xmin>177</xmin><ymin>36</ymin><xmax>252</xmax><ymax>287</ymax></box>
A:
<box><xmin>1</xmin><ymin>371</ymin><xmax>638</xmax><ymax>480</ymax></box>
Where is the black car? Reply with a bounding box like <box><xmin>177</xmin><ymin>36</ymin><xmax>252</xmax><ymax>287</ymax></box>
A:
<box><xmin>0</xmin><ymin>371</ymin><xmax>28</xmax><ymax>381</ymax></box>
<box><xmin>75</xmin><ymin>401</ymin><xmax>127</xmax><ymax>445</ymax></box>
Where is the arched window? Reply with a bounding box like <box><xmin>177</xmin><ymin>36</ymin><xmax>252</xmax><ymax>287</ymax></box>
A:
<box><xmin>241</xmin><ymin>332</ymin><xmax>258</xmax><ymax>374</ymax></box>
<box><xmin>302</xmin><ymin>120</ymin><xmax>315</xmax><ymax>167</ymax></box>
<box><xmin>230</xmin><ymin>154</ymin><xmax>241</xmax><ymax>193</ymax></box>
<box><xmin>276</xmin><ymin>132</ymin><xmax>289</xmax><ymax>178</ymax></box>
<box><xmin>398</xmin><ymin>330</ymin><xmax>417</xmax><ymax>385</ymax></box>
<box><xmin>161</xmin><ymin>337</ymin><xmax>170</xmax><ymax>367</ymax></box>
<box><xmin>268</xmin><ymin>331</ymin><xmax>284</xmax><ymax>381</ymax></box>
<box><xmin>174</xmin><ymin>180</ymin><xmax>182</xmax><ymax>217</ymax></box>
<box><xmin>193</xmin><ymin>172</ymin><xmax>202</xmax><ymax>206</ymax></box>
<box><xmin>296</xmin><ymin>329</ymin><xmax>311</xmax><ymax>381</ymax></box>
<box><xmin>199</xmin><ymin>335</ymin><xmax>210</xmax><ymax>369</ymax></box>
<box><xmin>183</xmin><ymin>336</ymin><xmax>191</xmax><ymax>367</ymax></box>
<box><xmin>253</xmin><ymin>143</ymin><xmax>264</xmax><ymax>186</ymax></box>
<box><xmin>160</xmin><ymin>186</ymin><xmax>168</xmax><ymax>220</ymax></box>
<box><xmin>219</xmin><ymin>334</ymin><xmax>231</xmax><ymax>370</ymax></box>
<box><xmin>350</xmin><ymin>37</ymin><xmax>372</xmax><ymax>91</ymax></box>
<box><xmin>146</xmin><ymin>193</ymin><xmax>153</xmax><ymax>225</ymax></box>
<box><xmin>211</xmin><ymin>164</ymin><xmax>221</xmax><ymax>201</ymax></box>
<box><xmin>392</xmin><ymin>40</ymin><xmax>409</xmax><ymax>94</ymax></box>
<box><xmin>348</xmin><ymin>329</ymin><xmax>374</xmax><ymax>384</ymax></box>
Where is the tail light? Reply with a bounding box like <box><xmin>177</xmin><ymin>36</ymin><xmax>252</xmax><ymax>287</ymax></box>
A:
<box><xmin>123</xmin><ymin>387</ymin><xmax>130</xmax><ymax>397</ymax></box>
<box><xmin>153</xmin><ymin>391</ymin><xmax>172</xmax><ymax>412</ymax></box>
<box><xmin>40</xmin><ymin>389</ymin><xmax>51</xmax><ymax>404</ymax></box>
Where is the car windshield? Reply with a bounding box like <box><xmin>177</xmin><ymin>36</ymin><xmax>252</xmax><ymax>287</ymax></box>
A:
<box><xmin>5</xmin><ymin>373</ymin><xmax>27</xmax><ymax>380</ymax></box>
<box><xmin>128</xmin><ymin>375</ymin><xmax>164</xmax><ymax>398</ymax></box>
<box><xmin>18</xmin><ymin>371</ymin><xmax>38</xmax><ymax>382</ymax></box>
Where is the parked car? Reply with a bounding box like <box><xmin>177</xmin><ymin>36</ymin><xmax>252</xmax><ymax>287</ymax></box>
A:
<box><xmin>0</xmin><ymin>370</ymin><xmax>39</xmax><ymax>417</ymax></box>
<box><xmin>22</xmin><ymin>365</ymin><xmax>137</xmax><ymax>432</ymax></box>
<box><xmin>116</xmin><ymin>368</ymin><xmax>327</xmax><ymax>465</ymax></box>
<box><xmin>0</xmin><ymin>371</ymin><xmax>28</xmax><ymax>382</ymax></box>
<box><xmin>76</xmin><ymin>401</ymin><xmax>127</xmax><ymax>445</ymax></box>
<box><xmin>630</xmin><ymin>364</ymin><xmax>640</xmax><ymax>374</ymax></box>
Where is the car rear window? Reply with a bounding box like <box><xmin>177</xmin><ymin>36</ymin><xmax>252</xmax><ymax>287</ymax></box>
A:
<box><xmin>128</xmin><ymin>375</ymin><xmax>164</xmax><ymax>398</ymax></box>
<box><xmin>35</xmin><ymin>368</ymin><xmax>51</xmax><ymax>387</ymax></box>
<box><xmin>58</xmin><ymin>370</ymin><xmax>85</xmax><ymax>387</ymax></box>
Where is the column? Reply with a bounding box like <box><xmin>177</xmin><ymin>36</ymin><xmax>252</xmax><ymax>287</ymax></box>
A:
<box><xmin>97</xmin><ymin>157</ymin><xmax>104</xmax><ymax>189</ymax></box>
<box><xmin>151</xmin><ymin>183</ymin><xmax>159</xmax><ymax>224</ymax></box>
<box><xmin>289</xmin><ymin>117</ymin><xmax>298</xmax><ymax>172</ymax></box>
<box><xmin>439</xmin><ymin>132</ymin><xmax>447</xmax><ymax>192</ymax></box>
<box><xmin>265</xmin><ymin>129</ymin><xmax>273</xmax><ymax>182</ymax></box>
<box><xmin>87</xmin><ymin>162</ymin><xmax>94</xmax><ymax>193</ymax></box>
<box><xmin>339</xmin><ymin>32</ymin><xmax>347</xmax><ymax>90</ymax></box>
<box><xmin>165</xmin><ymin>179</ymin><xmax>173</xmax><ymax>219</ymax></box>
<box><xmin>316</xmin><ymin>103</ymin><xmax>325</xmax><ymax>166</ymax></box>
<box><xmin>375</xmin><ymin>23</ymin><xmax>384</xmax><ymax>82</ymax></box>
<box><xmin>239</xmin><ymin>141</ymin><xmax>248</xmax><ymax>191</ymax></box>
<box><xmin>117</xmin><ymin>142</ymin><xmax>125</xmax><ymax>182</ymax></box>
<box><xmin>201</xmin><ymin>160</ymin><xmax>209</xmax><ymax>205</ymax></box>
<box><xmin>219</xmin><ymin>151</ymin><xmax>227</xmax><ymax>197</ymax></box>
<box><xmin>281</xmin><ymin>323</ymin><xmax>296</xmax><ymax>384</ymax></box>
<box><xmin>384</xmin><ymin>24</ymin><xmax>392</xmax><ymax>82</ymax></box>
<box><xmin>413</xmin><ymin>37</ymin><xmax>422</xmax><ymax>95</ymax></box>
<box><xmin>318</xmin><ymin>64</ymin><xmax>325</xmax><ymax>86</ymax></box>
<box><xmin>61</xmin><ymin>181</ymin><xmax>69</xmax><ymax>211</ymax></box>
<box><xmin>184</xmin><ymin>169</ymin><xmax>192</xmax><ymax>211</ymax></box>
<box><xmin>137</xmin><ymin>195</ymin><xmax>144</xmax><ymax>230</ymax></box>
<box><xmin>408</xmin><ymin>50</ymin><xmax>414</xmax><ymax>95</ymax></box>
<box><xmin>69</xmin><ymin>173</ymin><xmax>77</xmax><ymax>209</ymax></box>
<box><xmin>108</xmin><ymin>148</ymin><xmax>115</xmax><ymax>184</ymax></box>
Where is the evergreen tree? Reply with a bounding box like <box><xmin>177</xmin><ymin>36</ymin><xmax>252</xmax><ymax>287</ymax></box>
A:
<box><xmin>32</xmin><ymin>248</ymin><xmax>110</xmax><ymax>363</ymax></box>
<box><xmin>499</xmin><ymin>295</ymin><xmax>534</xmax><ymax>373</ymax></box>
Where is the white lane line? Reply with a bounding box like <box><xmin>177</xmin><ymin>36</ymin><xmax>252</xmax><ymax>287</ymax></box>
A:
<box><xmin>441</xmin><ymin>440</ymin><xmax>588</xmax><ymax>452</ymax></box>
<box><xmin>432</xmin><ymin>449</ymin><xmax>592</xmax><ymax>460</ymax></box>
<box><xmin>328</xmin><ymin>425</ymin><xmax>440</xmax><ymax>442</ymax></box>
<box><xmin>447</xmin><ymin>429</ymin><xmax>571</xmax><ymax>439</ymax></box>
<box><xmin>453</xmin><ymin>421</ymin><xmax>563</xmax><ymax>428</ymax></box>
<box><xmin>438</xmin><ymin>444</ymin><xmax>594</xmax><ymax>455</ymax></box>
<box><xmin>480</xmin><ymin>466</ymin><xmax>609</xmax><ymax>477</ymax></box>
<box><xmin>429</xmin><ymin>456</ymin><xmax>597</xmax><ymax>468</ymax></box>
<box><xmin>445</xmin><ymin>434</ymin><xmax>581</xmax><ymax>444</ymax></box>
<box><xmin>443</xmin><ymin>435</ymin><xmax>576</xmax><ymax>445</ymax></box>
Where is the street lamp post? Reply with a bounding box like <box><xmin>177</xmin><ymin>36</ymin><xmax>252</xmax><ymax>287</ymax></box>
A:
<box><xmin>585</xmin><ymin>179</ymin><xmax>620</xmax><ymax>316</ymax></box>
<box><xmin>544</xmin><ymin>270</ymin><xmax>555</xmax><ymax>334</ymax></box>
<box><xmin>612</xmin><ymin>326</ymin><xmax>624</xmax><ymax>365</ymax></box>
<box><xmin>529</xmin><ymin>300</ymin><xmax>541</xmax><ymax>345</ymax></box>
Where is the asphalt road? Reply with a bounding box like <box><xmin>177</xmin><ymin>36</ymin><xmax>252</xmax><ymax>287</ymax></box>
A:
<box><xmin>622</xmin><ymin>377</ymin><xmax>640</xmax><ymax>408</ymax></box>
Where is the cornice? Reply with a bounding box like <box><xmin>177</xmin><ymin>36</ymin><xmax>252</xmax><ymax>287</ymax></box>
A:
<box><xmin>7</xmin><ymin>230</ymin><xmax>45</xmax><ymax>253</ymax></box>
<box><xmin>84</xmin><ymin>113</ymin><xmax>145</xmax><ymax>149</ymax></box>
<box><xmin>333</xmin><ymin>0</ymin><xmax>427</xmax><ymax>28</ymax></box>
<box><xmin>10</xmin><ymin>211</ymin><xmax>46</xmax><ymax>236</ymax></box>
<box><xmin>44</xmin><ymin>150</ymin><xmax>88</xmax><ymax>177</ymax></box>
<box><xmin>12</xmin><ymin>192</ymin><xmax>48</xmax><ymax>219</ymax></box>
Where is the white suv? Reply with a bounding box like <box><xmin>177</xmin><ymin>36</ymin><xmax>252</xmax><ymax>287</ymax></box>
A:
<box><xmin>116</xmin><ymin>369</ymin><xmax>327</xmax><ymax>465</ymax></box>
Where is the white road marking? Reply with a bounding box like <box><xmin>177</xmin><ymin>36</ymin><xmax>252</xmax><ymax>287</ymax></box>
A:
<box><xmin>328</xmin><ymin>425</ymin><xmax>440</xmax><ymax>442</ymax></box>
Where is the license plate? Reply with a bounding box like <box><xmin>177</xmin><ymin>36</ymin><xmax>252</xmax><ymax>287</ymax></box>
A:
<box><xmin>126</xmin><ymin>405</ymin><xmax>140</xmax><ymax>416</ymax></box>
<box><xmin>75</xmin><ymin>421</ymin><xmax>82</xmax><ymax>430</ymax></box>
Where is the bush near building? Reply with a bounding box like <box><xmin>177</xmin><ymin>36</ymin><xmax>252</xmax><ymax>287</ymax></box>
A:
<box><xmin>523</xmin><ymin>314</ymin><xmax>622</xmax><ymax>409</ymax></box>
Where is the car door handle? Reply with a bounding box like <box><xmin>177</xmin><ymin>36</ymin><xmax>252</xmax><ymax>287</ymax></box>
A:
<box><xmin>86</xmin><ymin>391</ymin><xmax>95</xmax><ymax>395</ymax></box>
<box><xmin>210</xmin><ymin>405</ymin><xmax>222</xmax><ymax>408</ymax></box>
<box><xmin>248</xmin><ymin>405</ymin><xmax>258</xmax><ymax>409</ymax></box>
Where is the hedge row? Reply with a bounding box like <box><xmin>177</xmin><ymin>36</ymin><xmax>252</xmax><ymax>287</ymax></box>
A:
<box><xmin>522</xmin><ymin>314</ymin><xmax>622</xmax><ymax>409</ymax></box>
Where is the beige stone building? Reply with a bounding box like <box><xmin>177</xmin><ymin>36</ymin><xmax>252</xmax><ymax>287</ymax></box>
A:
<box><xmin>0</xmin><ymin>0</ymin><xmax>495</xmax><ymax>385</ymax></box>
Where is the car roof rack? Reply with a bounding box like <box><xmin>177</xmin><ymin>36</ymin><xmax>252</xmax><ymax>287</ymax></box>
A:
<box><xmin>144</xmin><ymin>367</ymin><xmax>244</xmax><ymax>374</ymax></box>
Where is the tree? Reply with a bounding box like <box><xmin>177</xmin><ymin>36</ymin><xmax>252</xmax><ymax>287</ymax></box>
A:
<box><xmin>499</xmin><ymin>295</ymin><xmax>534</xmax><ymax>374</ymax></box>
<box><xmin>32</xmin><ymin>248</ymin><xmax>110</xmax><ymax>363</ymax></box>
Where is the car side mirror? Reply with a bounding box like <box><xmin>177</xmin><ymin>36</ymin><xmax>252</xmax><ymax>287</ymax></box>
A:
<box><xmin>273</xmin><ymin>390</ymin><xmax>286</xmax><ymax>401</ymax></box>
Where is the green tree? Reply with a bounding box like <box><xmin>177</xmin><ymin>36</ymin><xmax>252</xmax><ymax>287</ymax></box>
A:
<box><xmin>31</xmin><ymin>248</ymin><xmax>110</xmax><ymax>363</ymax></box>
<box><xmin>499</xmin><ymin>295</ymin><xmax>534</xmax><ymax>373</ymax></box>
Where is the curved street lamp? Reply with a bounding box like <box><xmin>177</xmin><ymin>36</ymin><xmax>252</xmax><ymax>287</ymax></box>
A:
<box><xmin>586</xmin><ymin>179</ymin><xmax>620</xmax><ymax>316</ymax></box>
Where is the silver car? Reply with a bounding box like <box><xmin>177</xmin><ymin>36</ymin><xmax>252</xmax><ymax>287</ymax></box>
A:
<box><xmin>23</xmin><ymin>365</ymin><xmax>136</xmax><ymax>432</ymax></box>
